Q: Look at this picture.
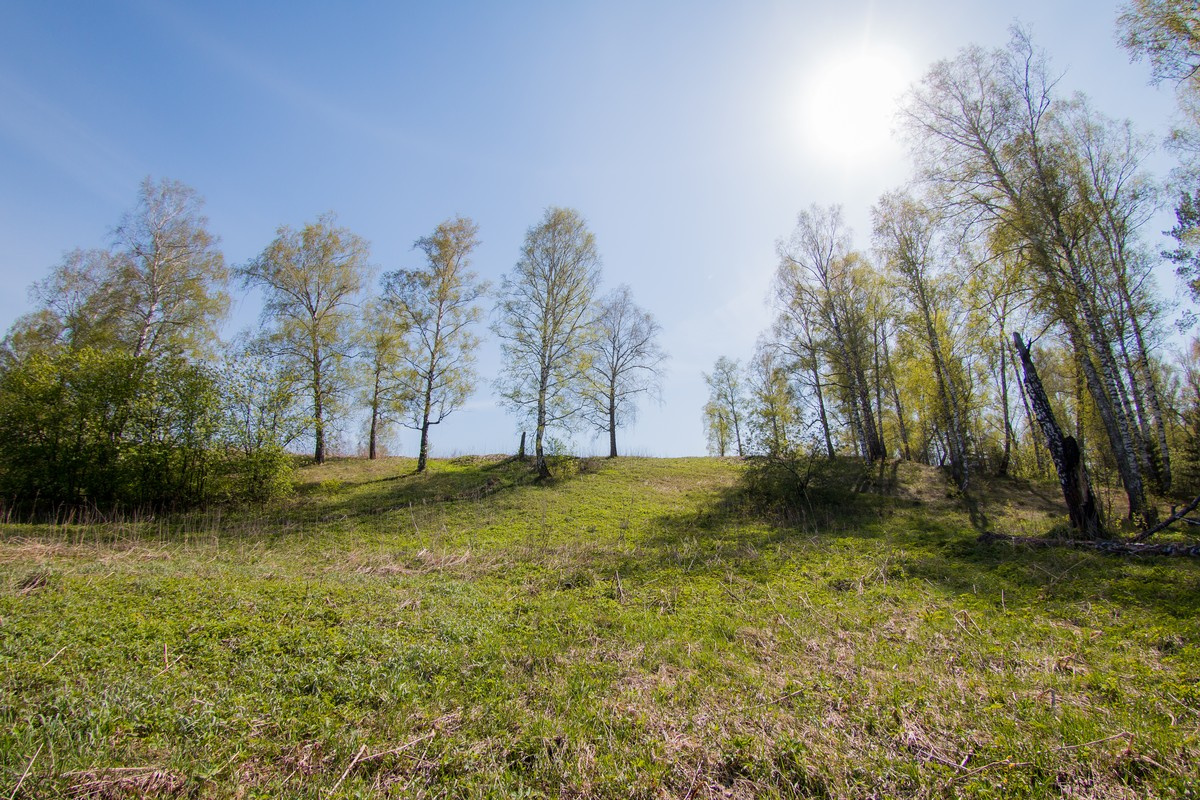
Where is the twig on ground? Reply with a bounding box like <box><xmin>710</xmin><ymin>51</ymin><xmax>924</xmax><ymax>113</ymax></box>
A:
<box><xmin>326</xmin><ymin>732</ymin><xmax>436</xmax><ymax>795</ymax></box>
<box><xmin>328</xmin><ymin>745</ymin><xmax>367</xmax><ymax>796</ymax></box>
<box><xmin>41</xmin><ymin>645</ymin><xmax>68</xmax><ymax>667</ymax></box>
<box><xmin>982</xmin><ymin>533</ymin><xmax>1200</xmax><ymax>557</ymax></box>
<box><xmin>357</xmin><ymin>731</ymin><xmax>437</xmax><ymax>763</ymax></box>
<box><xmin>1052</xmin><ymin>731</ymin><xmax>1131</xmax><ymax>752</ymax></box>
<box><xmin>682</xmin><ymin>756</ymin><xmax>705</xmax><ymax>800</ymax></box>
<box><xmin>948</xmin><ymin>758</ymin><xmax>1032</xmax><ymax>783</ymax></box>
<box><xmin>152</xmin><ymin>653</ymin><xmax>184</xmax><ymax>679</ymax></box>
<box><xmin>9</xmin><ymin>743</ymin><xmax>42</xmax><ymax>800</ymax></box>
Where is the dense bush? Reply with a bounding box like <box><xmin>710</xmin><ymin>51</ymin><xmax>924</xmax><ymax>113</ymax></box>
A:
<box><xmin>214</xmin><ymin>446</ymin><xmax>295</xmax><ymax>503</ymax></box>
<box><xmin>0</xmin><ymin>348</ymin><xmax>292</xmax><ymax>513</ymax></box>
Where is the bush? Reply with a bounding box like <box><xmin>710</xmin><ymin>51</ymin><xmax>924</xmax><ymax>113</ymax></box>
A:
<box><xmin>0</xmin><ymin>348</ymin><xmax>222</xmax><ymax>512</ymax></box>
<box><xmin>215</xmin><ymin>446</ymin><xmax>294</xmax><ymax>503</ymax></box>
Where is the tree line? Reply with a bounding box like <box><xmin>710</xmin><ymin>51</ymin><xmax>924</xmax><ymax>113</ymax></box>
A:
<box><xmin>0</xmin><ymin>192</ymin><xmax>665</xmax><ymax>512</ymax></box>
<box><xmin>705</xmin><ymin>13</ymin><xmax>1200</xmax><ymax>539</ymax></box>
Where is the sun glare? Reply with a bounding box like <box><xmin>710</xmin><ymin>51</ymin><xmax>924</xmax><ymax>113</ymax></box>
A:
<box><xmin>800</xmin><ymin>45</ymin><xmax>914</xmax><ymax>164</ymax></box>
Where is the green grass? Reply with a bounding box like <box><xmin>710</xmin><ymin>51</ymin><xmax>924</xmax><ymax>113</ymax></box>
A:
<box><xmin>2</xmin><ymin>456</ymin><xmax>1199</xmax><ymax>798</ymax></box>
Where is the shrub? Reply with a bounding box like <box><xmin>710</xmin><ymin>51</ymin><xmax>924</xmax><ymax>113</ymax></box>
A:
<box><xmin>0</xmin><ymin>348</ymin><xmax>221</xmax><ymax>512</ymax></box>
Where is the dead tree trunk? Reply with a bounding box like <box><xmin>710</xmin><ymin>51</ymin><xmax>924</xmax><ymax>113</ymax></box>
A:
<box><xmin>1013</xmin><ymin>332</ymin><xmax>1108</xmax><ymax>540</ymax></box>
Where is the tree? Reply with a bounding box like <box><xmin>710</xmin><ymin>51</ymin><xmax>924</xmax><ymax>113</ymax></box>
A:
<box><xmin>873</xmin><ymin>191</ymin><xmax>972</xmax><ymax>488</ymax></box>
<box><xmin>3</xmin><ymin>178</ymin><xmax>227</xmax><ymax>363</ymax></box>
<box><xmin>358</xmin><ymin>297</ymin><xmax>409</xmax><ymax>460</ymax></box>
<box><xmin>3</xmin><ymin>248</ymin><xmax>122</xmax><ymax>362</ymax></box>
<box><xmin>112</xmin><ymin>177</ymin><xmax>229</xmax><ymax>359</ymax></box>
<box><xmin>384</xmin><ymin>216</ymin><xmax>487</xmax><ymax>472</ymax></box>
<box><xmin>1013</xmin><ymin>332</ymin><xmax>1107</xmax><ymax>539</ymax></box>
<box><xmin>902</xmin><ymin>30</ymin><xmax>1161</xmax><ymax>521</ymax></box>
<box><xmin>216</xmin><ymin>335</ymin><xmax>305</xmax><ymax>500</ymax></box>
<box><xmin>583</xmin><ymin>285</ymin><xmax>667</xmax><ymax>457</ymax></box>
<box><xmin>238</xmin><ymin>213</ymin><xmax>369</xmax><ymax>464</ymax></box>
<box><xmin>776</xmin><ymin>206</ymin><xmax>886</xmax><ymax>461</ymax></box>
<box><xmin>965</xmin><ymin>244</ymin><xmax>1039</xmax><ymax>477</ymax></box>
<box><xmin>745</xmin><ymin>338</ymin><xmax>803</xmax><ymax>458</ymax></box>
<box><xmin>1165</xmin><ymin>191</ymin><xmax>1200</xmax><ymax>304</ymax></box>
<box><xmin>703</xmin><ymin>356</ymin><xmax>746</xmax><ymax>457</ymax></box>
<box><xmin>1120</xmin><ymin>2</ymin><xmax>1200</xmax><ymax>318</ymax></box>
<box><xmin>0</xmin><ymin>347</ymin><xmax>223</xmax><ymax>511</ymax></box>
<box><xmin>1118</xmin><ymin>1</ymin><xmax>1200</xmax><ymax>88</ymax></box>
<box><xmin>702</xmin><ymin>400</ymin><xmax>733</xmax><ymax>457</ymax></box>
<box><xmin>219</xmin><ymin>334</ymin><xmax>307</xmax><ymax>456</ymax></box>
<box><xmin>771</xmin><ymin>271</ymin><xmax>835</xmax><ymax>458</ymax></box>
<box><xmin>494</xmin><ymin>207</ymin><xmax>602</xmax><ymax>478</ymax></box>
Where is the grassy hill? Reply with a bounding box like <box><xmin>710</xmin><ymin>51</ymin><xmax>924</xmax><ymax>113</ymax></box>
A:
<box><xmin>2</xmin><ymin>456</ymin><xmax>1198</xmax><ymax>798</ymax></box>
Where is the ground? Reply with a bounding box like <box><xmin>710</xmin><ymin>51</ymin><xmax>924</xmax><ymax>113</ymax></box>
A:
<box><xmin>1</xmin><ymin>456</ymin><xmax>1198</xmax><ymax>798</ymax></box>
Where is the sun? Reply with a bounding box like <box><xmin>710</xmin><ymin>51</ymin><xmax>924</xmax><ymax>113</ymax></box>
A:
<box><xmin>801</xmin><ymin>44</ymin><xmax>914</xmax><ymax>164</ymax></box>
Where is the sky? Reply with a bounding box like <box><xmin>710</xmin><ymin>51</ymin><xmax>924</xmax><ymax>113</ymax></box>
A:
<box><xmin>0</xmin><ymin>0</ymin><xmax>1184</xmax><ymax>458</ymax></box>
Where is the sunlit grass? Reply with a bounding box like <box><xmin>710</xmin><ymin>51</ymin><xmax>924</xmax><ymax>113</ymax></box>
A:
<box><xmin>2</xmin><ymin>456</ymin><xmax>1198</xmax><ymax>797</ymax></box>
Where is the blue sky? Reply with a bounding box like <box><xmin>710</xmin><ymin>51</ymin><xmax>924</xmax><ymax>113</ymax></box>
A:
<box><xmin>0</xmin><ymin>1</ymin><xmax>1181</xmax><ymax>457</ymax></box>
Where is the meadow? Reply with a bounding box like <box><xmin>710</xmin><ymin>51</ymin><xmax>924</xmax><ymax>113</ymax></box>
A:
<box><xmin>1</xmin><ymin>455</ymin><xmax>1198</xmax><ymax>798</ymax></box>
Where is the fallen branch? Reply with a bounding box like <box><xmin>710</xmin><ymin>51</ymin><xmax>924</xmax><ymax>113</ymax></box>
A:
<box><xmin>152</xmin><ymin>653</ymin><xmax>184</xmax><ymax>679</ymax></box>
<box><xmin>41</xmin><ymin>645</ymin><xmax>69</xmax><ymax>668</ymax></box>
<box><xmin>948</xmin><ymin>758</ymin><xmax>1032</xmax><ymax>784</ymax></box>
<box><xmin>981</xmin><ymin>532</ymin><xmax>1200</xmax><ymax>557</ymax></box>
<box><xmin>682</xmin><ymin>756</ymin><xmax>705</xmax><ymax>800</ymax></box>
<box><xmin>61</xmin><ymin>766</ymin><xmax>163</xmax><ymax>776</ymax></box>
<box><xmin>325</xmin><ymin>732</ymin><xmax>437</xmax><ymax>795</ymax></box>
<box><xmin>1134</xmin><ymin>493</ymin><xmax>1200</xmax><ymax>542</ymax></box>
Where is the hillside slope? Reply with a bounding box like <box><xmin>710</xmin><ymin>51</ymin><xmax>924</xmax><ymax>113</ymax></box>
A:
<box><xmin>1</xmin><ymin>456</ymin><xmax>1198</xmax><ymax>798</ymax></box>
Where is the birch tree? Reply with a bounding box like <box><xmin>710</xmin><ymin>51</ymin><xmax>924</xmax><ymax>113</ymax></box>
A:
<box><xmin>358</xmin><ymin>297</ymin><xmax>409</xmax><ymax>460</ymax></box>
<box><xmin>776</xmin><ymin>206</ymin><xmax>886</xmax><ymax>461</ymax></box>
<box><xmin>704</xmin><ymin>356</ymin><xmax>746</xmax><ymax>458</ymax></box>
<box><xmin>383</xmin><ymin>216</ymin><xmax>487</xmax><ymax>472</ymax></box>
<box><xmin>494</xmin><ymin>207</ymin><xmax>602</xmax><ymax>478</ymax></box>
<box><xmin>873</xmin><ymin>191</ymin><xmax>972</xmax><ymax>487</ymax></box>
<box><xmin>4</xmin><ymin>179</ymin><xmax>227</xmax><ymax>363</ymax></box>
<box><xmin>238</xmin><ymin>213</ymin><xmax>369</xmax><ymax>464</ymax></box>
<box><xmin>583</xmin><ymin>285</ymin><xmax>666</xmax><ymax>458</ymax></box>
<box><xmin>902</xmin><ymin>30</ymin><xmax>1161</xmax><ymax>521</ymax></box>
<box><xmin>113</xmin><ymin>177</ymin><xmax>228</xmax><ymax>359</ymax></box>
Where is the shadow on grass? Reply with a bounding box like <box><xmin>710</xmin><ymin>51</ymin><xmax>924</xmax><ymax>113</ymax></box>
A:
<box><xmin>625</xmin><ymin>457</ymin><xmax>909</xmax><ymax>579</ymax></box>
<box><xmin>629</xmin><ymin>456</ymin><xmax>1200</xmax><ymax>619</ymax></box>
<box><xmin>278</xmin><ymin>453</ymin><xmax>615</xmax><ymax>523</ymax></box>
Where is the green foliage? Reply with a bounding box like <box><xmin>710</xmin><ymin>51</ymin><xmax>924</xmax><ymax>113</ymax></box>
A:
<box><xmin>382</xmin><ymin>216</ymin><xmax>487</xmax><ymax>469</ymax></box>
<box><xmin>1165</xmin><ymin>189</ymin><xmax>1200</xmax><ymax>307</ymax></box>
<box><xmin>0</xmin><ymin>347</ymin><xmax>295</xmax><ymax>512</ymax></box>
<box><xmin>0</xmin><ymin>348</ymin><xmax>221</xmax><ymax>511</ymax></box>
<box><xmin>216</xmin><ymin>446</ymin><xmax>295</xmax><ymax>504</ymax></box>
<box><xmin>1118</xmin><ymin>0</ymin><xmax>1200</xmax><ymax>88</ymax></box>
<box><xmin>494</xmin><ymin>207</ymin><xmax>603</xmax><ymax>476</ymax></box>
<box><xmin>238</xmin><ymin>213</ymin><xmax>370</xmax><ymax>463</ymax></box>
<box><xmin>2</xmin><ymin>178</ymin><xmax>228</xmax><ymax>364</ymax></box>
<box><xmin>745</xmin><ymin>341</ymin><xmax>805</xmax><ymax>459</ymax></box>
<box><xmin>355</xmin><ymin>297</ymin><xmax>410</xmax><ymax>459</ymax></box>
<box><xmin>703</xmin><ymin>356</ymin><xmax>745</xmax><ymax>457</ymax></box>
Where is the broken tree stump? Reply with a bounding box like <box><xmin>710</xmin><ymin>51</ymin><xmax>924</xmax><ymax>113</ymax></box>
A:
<box><xmin>1013</xmin><ymin>332</ymin><xmax>1107</xmax><ymax>540</ymax></box>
